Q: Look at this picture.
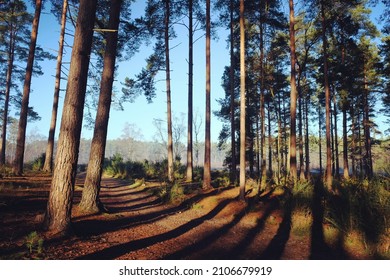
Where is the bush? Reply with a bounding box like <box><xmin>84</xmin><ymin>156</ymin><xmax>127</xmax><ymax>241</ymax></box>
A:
<box><xmin>154</xmin><ymin>182</ymin><xmax>186</xmax><ymax>204</ymax></box>
<box><xmin>325</xmin><ymin>177</ymin><xmax>390</xmax><ymax>243</ymax></box>
<box><xmin>25</xmin><ymin>153</ymin><xmax>45</xmax><ymax>172</ymax></box>
<box><xmin>103</xmin><ymin>154</ymin><xmax>146</xmax><ymax>179</ymax></box>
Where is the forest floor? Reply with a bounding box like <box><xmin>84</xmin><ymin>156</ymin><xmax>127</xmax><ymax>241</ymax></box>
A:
<box><xmin>0</xmin><ymin>172</ymin><xmax>387</xmax><ymax>260</ymax></box>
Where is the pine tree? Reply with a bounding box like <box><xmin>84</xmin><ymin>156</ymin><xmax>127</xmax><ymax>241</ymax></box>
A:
<box><xmin>13</xmin><ymin>0</ymin><xmax>43</xmax><ymax>175</ymax></box>
<box><xmin>79</xmin><ymin>0</ymin><xmax>122</xmax><ymax>213</ymax></box>
<box><xmin>43</xmin><ymin>0</ymin><xmax>98</xmax><ymax>234</ymax></box>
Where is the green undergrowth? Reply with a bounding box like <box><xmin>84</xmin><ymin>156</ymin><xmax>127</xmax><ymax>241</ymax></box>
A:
<box><xmin>278</xmin><ymin>175</ymin><xmax>390</xmax><ymax>258</ymax></box>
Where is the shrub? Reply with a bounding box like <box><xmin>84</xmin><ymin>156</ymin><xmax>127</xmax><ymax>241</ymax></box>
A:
<box><xmin>325</xmin><ymin>177</ymin><xmax>390</xmax><ymax>244</ymax></box>
<box><xmin>154</xmin><ymin>183</ymin><xmax>186</xmax><ymax>204</ymax></box>
<box><xmin>25</xmin><ymin>153</ymin><xmax>45</xmax><ymax>172</ymax></box>
<box><xmin>25</xmin><ymin>231</ymin><xmax>44</xmax><ymax>258</ymax></box>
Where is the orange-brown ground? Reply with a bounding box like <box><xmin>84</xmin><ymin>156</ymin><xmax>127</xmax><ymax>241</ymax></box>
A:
<box><xmin>0</xmin><ymin>173</ymin><xmax>386</xmax><ymax>260</ymax></box>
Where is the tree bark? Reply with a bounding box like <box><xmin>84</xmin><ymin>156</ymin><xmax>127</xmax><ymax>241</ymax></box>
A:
<box><xmin>333</xmin><ymin>92</ymin><xmax>340</xmax><ymax>178</ymax></box>
<box><xmin>43</xmin><ymin>0</ymin><xmax>68</xmax><ymax>173</ymax></box>
<box><xmin>363</xmin><ymin>65</ymin><xmax>373</xmax><ymax>178</ymax></box>
<box><xmin>43</xmin><ymin>0</ymin><xmax>97</xmax><ymax>235</ymax></box>
<box><xmin>318</xmin><ymin>102</ymin><xmax>323</xmax><ymax>175</ymax></box>
<box><xmin>298</xmin><ymin>87</ymin><xmax>305</xmax><ymax>180</ymax></box>
<box><xmin>229</xmin><ymin>0</ymin><xmax>236</xmax><ymax>185</ymax></box>
<box><xmin>304</xmin><ymin>94</ymin><xmax>310</xmax><ymax>177</ymax></box>
<box><xmin>267</xmin><ymin>102</ymin><xmax>272</xmax><ymax>176</ymax></box>
<box><xmin>321</xmin><ymin>0</ymin><xmax>332</xmax><ymax>189</ymax></box>
<box><xmin>13</xmin><ymin>0</ymin><xmax>42</xmax><ymax>175</ymax></box>
<box><xmin>259</xmin><ymin>2</ymin><xmax>267</xmax><ymax>190</ymax></box>
<box><xmin>203</xmin><ymin>0</ymin><xmax>211</xmax><ymax>189</ymax></box>
<box><xmin>342</xmin><ymin>106</ymin><xmax>349</xmax><ymax>179</ymax></box>
<box><xmin>79</xmin><ymin>0</ymin><xmax>122</xmax><ymax>213</ymax></box>
<box><xmin>239</xmin><ymin>0</ymin><xmax>246</xmax><ymax>200</ymax></box>
<box><xmin>185</xmin><ymin>0</ymin><xmax>194</xmax><ymax>182</ymax></box>
<box><xmin>288</xmin><ymin>0</ymin><xmax>297</xmax><ymax>182</ymax></box>
<box><xmin>0</xmin><ymin>18</ymin><xmax>16</xmax><ymax>165</ymax></box>
<box><xmin>165</xmin><ymin>0</ymin><xmax>174</xmax><ymax>183</ymax></box>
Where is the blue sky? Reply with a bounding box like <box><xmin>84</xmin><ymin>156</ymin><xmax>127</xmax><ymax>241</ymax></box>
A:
<box><xmin>24</xmin><ymin>0</ymin><xmax>388</xmax><ymax>144</ymax></box>
<box><xmin>27</xmin><ymin>0</ymin><xmax>229</xmax><ymax>142</ymax></box>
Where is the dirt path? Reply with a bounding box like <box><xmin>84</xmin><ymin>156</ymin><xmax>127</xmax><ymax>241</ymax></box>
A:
<box><xmin>0</xmin><ymin>174</ymin><xmax>372</xmax><ymax>259</ymax></box>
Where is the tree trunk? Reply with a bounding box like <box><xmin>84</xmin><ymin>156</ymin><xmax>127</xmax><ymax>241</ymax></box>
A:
<box><xmin>165</xmin><ymin>0</ymin><xmax>174</xmax><ymax>183</ymax></box>
<box><xmin>288</xmin><ymin>0</ymin><xmax>297</xmax><ymax>182</ymax></box>
<box><xmin>331</xmin><ymin>99</ymin><xmax>335</xmax><ymax>176</ymax></box>
<box><xmin>340</xmin><ymin>41</ymin><xmax>349</xmax><ymax>179</ymax></box>
<box><xmin>79</xmin><ymin>0</ymin><xmax>122</xmax><ymax>213</ymax></box>
<box><xmin>0</xmin><ymin>20</ymin><xmax>16</xmax><ymax>165</ymax></box>
<box><xmin>259</xmin><ymin>4</ymin><xmax>266</xmax><ymax>190</ymax></box>
<box><xmin>304</xmin><ymin>94</ymin><xmax>310</xmax><ymax>177</ymax></box>
<box><xmin>229</xmin><ymin>0</ymin><xmax>236</xmax><ymax>185</ymax></box>
<box><xmin>185</xmin><ymin>0</ymin><xmax>194</xmax><ymax>182</ymax></box>
<box><xmin>43</xmin><ymin>0</ymin><xmax>97</xmax><ymax>235</ymax></box>
<box><xmin>342</xmin><ymin>107</ymin><xmax>349</xmax><ymax>179</ymax></box>
<box><xmin>267</xmin><ymin>102</ymin><xmax>272</xmax><ymax>176</ymax></box>
<box><xmin>321</xmin><ymin>0</ymin><xmax>332</xmax><ymax>189</ymax></box>
<box><xmin>333</xmin><ymin>92</ymin><xmax>340</xmax><ymax>178</ymax></box>
<box><xmin>43</xmin><ymin>0</ymin><xmax>68</xmax><ymax>173</ymax></box>
<box><xmin>203</xmin><ymin>0</ymin><xmax>211</xmax><ymax>189</ymax></box>
<box><xmin>298</xmin><ymin>87</ymin><xmax>305</xmax><ymax>180</ymax></box>
<box><xmin>13</xmin><ymin>0</ymin><xmax>42</xmax><ymax>175</ymax></box>
<box><xmin>277</xmin><ymin>93</ymin><xmax>282</xmax><ymax>182</ymax></box>
<box><xmin>318</xmin><ymin>102</ymin><xmax>323</xmax><ymax>175</ymax></box>
<box><xmin>363</xmin><ymin>65</ymin><xmax>373</xmax><ymax>178</ymax></box>
<box><xmin>351</xmin><ymin>107</ymin><xmax>356</xmax><ymax>176</ymax></box>
<box><xmin>239</xmin><ymin>0</ymin><xmax>246</xmax><ymax>200</ymax></box>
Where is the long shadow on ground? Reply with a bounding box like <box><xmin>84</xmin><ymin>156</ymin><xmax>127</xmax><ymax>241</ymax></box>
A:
<box><xmin>73</xmin><ymin>186</ymin><xmax>234</xmax><ymax>237</ymax></box>
<box><xmin>310</xmin><ymin>179</ymin><xmax>347</xmax><ymax>260</ymax></box>
<box><xmin>259</xmin><ymin>196</ymin><xmax>292</xmax><ymax>259</ymax></box>
<box><xmin>76</xmin><ymin>197</ymin><xmax>237</xmax><ymax>259</ymax></box>
<box><xmin>167</xmin><ymin>197</ymin><xmax>277</xmax><ymax>260</ymax></box>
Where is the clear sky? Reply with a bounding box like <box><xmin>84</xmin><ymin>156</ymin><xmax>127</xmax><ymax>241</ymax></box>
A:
<box><xmin>23</xmin><ymin>0</ymin><xmax>388</xmax><ymax>144</ymax></box>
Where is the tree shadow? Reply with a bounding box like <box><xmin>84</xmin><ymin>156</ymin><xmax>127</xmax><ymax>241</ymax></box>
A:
<box><xmin>310</xmin><ymin>179</ymin><xmax>347</xmax><ymax>259</ymax></box>
<box><xmin>258</xmin><ymin>195</ymin><xmax>292</xmax><ymax>259</ymax></box>
<box><xmin>72</xmin><ymin>186</ymin><xmax>235</xmax><ymax>237</ymax></box>
<box><xmin>223</xmin><ymin>197</ymin><xmax>279</xmax><ymax>259</ymax></box>
<box><xmin>106</xmin><ymin>197</ymin><xmax>162</xmax><ymax>213</ymax></box>
<box><xmin>103</xmin><ymin>193</ymin><xmax>156</xmax><ymax>206</ymax></box>
<box><xmin>164</xmin><ymin>203</ymin><xmax>248</xmax><ymax>259</ymax></box>
<box><xmin>76</xmin><ymin>197</ymin><xmax>237</xmax><ymax>259</ymax></box>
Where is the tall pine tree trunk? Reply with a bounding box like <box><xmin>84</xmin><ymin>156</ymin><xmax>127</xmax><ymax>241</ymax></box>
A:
<box><xmin>259</xmin><ymin>5</ymin><xmax>266</xmax><ymax>189</ymax></box>
<box><xmin>298</xmin><ymin>88</ymin><xmax>305</xmax><ymax>180</ymax></box>
<box><xmin>341</xmin><ymin>42</ymin><xmax>349</xmax><ymax>179</ymax></box>
<box><xmin>363</xmin><ymin>65</ymin><xmax>373</xmax><ymax>178</ymax></box>
<box><xmin>229</xmin><ymin>0</ymin><xmax>236</xmax><ymax>185</ymax></box>
<box><xmin>185</xmin><ymin>0</ymin><xmax>194</xmax><ymax>182</ymax></box>
<box><xmin>239</xmin><ymin>0</ymin><xmax>246</xmax><ymax>200</ymax></box>
<box><xmin>351</xmin><ymin>107</ymin><xmax>356</xmax><ymax>176</ymax></box>
<box><xmin>321</xmin><ymin>0</ymin><xmax>332</xmax><ymax>189</ymax></box>
<box><xmin>43</xmin><ymin>0</ymin><xmax>68</xmax><ymax>173</ymax></box>
<box><xmin>318</xmin><ymin>102</ymin><xmax>323</xmax><ymax>175</ymax></box>
<box><xmin>342</xmin><ymin>107</ymin><xmax>349</xmax><ymax>178</ymax></box>
<box><xmin>43</xmin><ymin>0</ymin><xmax>97</xmax><ymax>235</ymax></box>
<box><xmin>304</xmin><ymin>94</ymin><xmax>310</xmax><ymax>177</ymax></box>
<box><xmin>165</xmin><ymin>0</ymin><xmax>174</xmax><ymax>183</ymax></box>
<box><xmin>288</xmin><ymin>0</ymin><xmax>297</xmax><ymax>182</ymax></box>
<box><xmin>333</xmin><ymin>93</ymin><xmax>340</xmax><ymax>178</ymax></box>
<box><xmin>79</xmin><ymin>0</ymin><xmax>122</xmax><ymax>213</ymax></box>
<box><xmin>203</xmin><ymin>0</ymin><xmax>211</xmax><ymax>189</ymax></box>
<box><xmin>0</xmin><ymin>21</ymin><xmax>16</xmax><ymax>165</ymax></box>
<box><xmin>267</xmin><ymin>103</ymin><xmax>272</xmax><ymax>176</ymax></box>
<box><xmin>13</xmin><ymin>0</ymin><xmax>42</xmax><ymax>175</ymax></box>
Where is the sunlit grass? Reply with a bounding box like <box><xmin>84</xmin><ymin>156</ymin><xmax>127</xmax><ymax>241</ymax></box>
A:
<box><xmin>291</xmin><ymin>209</ymin><xmax>312</xmax><ymax>237</ymax></box>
